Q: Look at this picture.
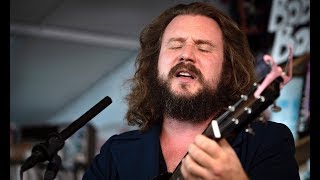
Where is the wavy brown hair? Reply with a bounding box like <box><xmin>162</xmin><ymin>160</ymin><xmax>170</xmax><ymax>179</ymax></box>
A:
<box><xmin>125</xmin><ymin>2</ymin><xmax>256</xmax><ymax>131</ymax></box>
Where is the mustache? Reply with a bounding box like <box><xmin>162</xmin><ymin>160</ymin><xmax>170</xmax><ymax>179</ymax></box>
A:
<box><xmin>168</xmin><ymin>62</ymin><xmax>204</xmax><ymax>81</ymax></box>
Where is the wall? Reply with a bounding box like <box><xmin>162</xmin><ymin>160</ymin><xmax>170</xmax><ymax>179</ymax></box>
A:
<box><xmin>45</xmin><ymin>51</ymin><xmax>139</xmax><ymax>145</ymax></box>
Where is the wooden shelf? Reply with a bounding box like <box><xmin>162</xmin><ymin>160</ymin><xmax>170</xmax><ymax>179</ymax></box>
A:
<box><xmin>295</xmin><ymin>135</ymin><xmax>310</xmax><ymax>166</ymax></box>
<box><xmin>280</xmin><ymin>53</ymin><xmax>310</xmax><ymax>77</ymax></box>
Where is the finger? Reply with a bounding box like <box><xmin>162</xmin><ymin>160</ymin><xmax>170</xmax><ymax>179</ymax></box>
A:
<box><xmin>194</xmin><ymin>134</ymin><xmax>222</xmax><ymax>158</ymax></box>
<box><xmin>217</xmin><ymin>138</ymin><xmax>235</xmax><ymax>154</ymax></box>
<box><xmin>188</xmin><ymin>143</ymin><xmax>215</xmax><ymax>168</ymax></box>
<box><xmin>218</xmin><ymin>138</ymin><xmax>231</xmax><ymax>148</ymax></box>
<box><xmin>181</xmin><ymin>155</ymin><xmax>210</xmax><ymax>179</ymax></box>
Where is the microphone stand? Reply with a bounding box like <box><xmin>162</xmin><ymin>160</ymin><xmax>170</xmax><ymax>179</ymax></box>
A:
<box><xmin>20</xmin><ymin>96</ymin><xmax>112</xmax><ymax>180</ymax></box>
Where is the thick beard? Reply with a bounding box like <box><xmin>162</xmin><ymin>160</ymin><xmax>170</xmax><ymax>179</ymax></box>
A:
<box><xmin>151</xmin><ymin>63</ymin><xmax>225</xmax><ymax>124</ymax></box>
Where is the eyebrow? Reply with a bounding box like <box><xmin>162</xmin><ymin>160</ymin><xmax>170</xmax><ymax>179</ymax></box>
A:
<box><xmin>194</xmin><ymin>39</ymin><xmax>215</xmax><ymax>47</ymax></box>
<box><xmin>166</xmin><ymin>37</ymin><xmax>215</xmax><ymax>47</ymax></box>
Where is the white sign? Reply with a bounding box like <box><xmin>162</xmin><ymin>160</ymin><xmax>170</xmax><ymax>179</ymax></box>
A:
<box><xmin>268</xmin><ymin>0</ymin><xmax>310</xmax><ymax>64</ymax></box>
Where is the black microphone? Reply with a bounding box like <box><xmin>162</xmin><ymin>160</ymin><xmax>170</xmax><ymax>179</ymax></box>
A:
<box><xmin>20</xmin><ymin>96</ymin><xmax>112</xmax><ymax>179</ymax></box>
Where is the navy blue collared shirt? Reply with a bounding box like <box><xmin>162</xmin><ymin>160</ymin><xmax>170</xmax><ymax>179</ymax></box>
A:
<box><xmin>83</xmin><ymin>121</ymin><xmax>300</xmax><ymax>180</ymax></box>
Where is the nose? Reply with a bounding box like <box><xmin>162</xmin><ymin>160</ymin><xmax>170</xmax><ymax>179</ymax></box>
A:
<box><xmin>179</xmin><ymin>44</ymin><xmax>196</xmax><ymax>63</ymax></box>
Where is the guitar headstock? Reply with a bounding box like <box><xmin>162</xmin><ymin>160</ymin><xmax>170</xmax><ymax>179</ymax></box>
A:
<box><xmin>206</xmin><ymin>46</ymin><xmax>294</xmax><ymax>140</ymax></box>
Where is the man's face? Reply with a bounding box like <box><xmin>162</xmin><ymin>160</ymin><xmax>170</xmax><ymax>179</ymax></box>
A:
<box><xmin>158</xmin><ymin>15</ymin><xmax>224</xmax><ymax>97</ymax></box>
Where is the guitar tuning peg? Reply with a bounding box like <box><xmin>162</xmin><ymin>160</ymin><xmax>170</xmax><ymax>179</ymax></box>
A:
<box><xmin>245</xmin><ymin>124</ymin><xmax>255</xmax><ymax>135</ymax></box>
<box><xmin>271</xmin><ymin>102</ymin><xmax>282</xmax><ymax>112</ymax></box>
<box><xmin>258</xmin><ymin>114</ymin><xmax>265</xmax><ymax>121</ymax></box>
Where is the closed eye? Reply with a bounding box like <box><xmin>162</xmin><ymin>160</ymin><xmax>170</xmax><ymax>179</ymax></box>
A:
<box><xmin>198</xmin><ymin>48</ymin><xmax>210</xmax><ymax>52</ymax></box>
<box><xmin>168</xmin><ymin>42</ymin><xmax>183</xmax><ymax>50</ymax></box>
<box><xmin>169</xmin><ymin>46</ymin><xmax>182</xmax><ymax>49</ymax></box>
<box><xmin>166</xmin><ymin>37</ymin><xmax>185</xmax><ymax>50</ymax></box>
<box><xmin>197</xmin><ymin>44</ymin><xmax>213</xmax><ymax>53</ymax></box>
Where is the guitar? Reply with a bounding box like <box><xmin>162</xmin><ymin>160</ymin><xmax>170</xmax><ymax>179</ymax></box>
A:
<box><xmin>154</xmin><ymin>47</ymin><xmax>293</xmax><ymax>180</ymax></box>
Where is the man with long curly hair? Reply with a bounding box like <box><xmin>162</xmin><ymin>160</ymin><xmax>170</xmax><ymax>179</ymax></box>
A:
<box><xmin>83</xmin><ymin>2</ymin><xmax>300</xmax><ymax>180</ymax></box>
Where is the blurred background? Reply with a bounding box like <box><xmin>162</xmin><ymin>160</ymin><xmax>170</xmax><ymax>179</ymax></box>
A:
<box><xmin>10</xmin><ymin>0</ymin><xmax>310</xmax><ymax>179</ymax></box>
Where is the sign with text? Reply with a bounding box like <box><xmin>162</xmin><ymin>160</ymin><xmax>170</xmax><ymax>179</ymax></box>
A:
<box><xmin>268</xmin><ymin>0</ymin><xmax>309</xmax><ymax>64</ymax></box>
